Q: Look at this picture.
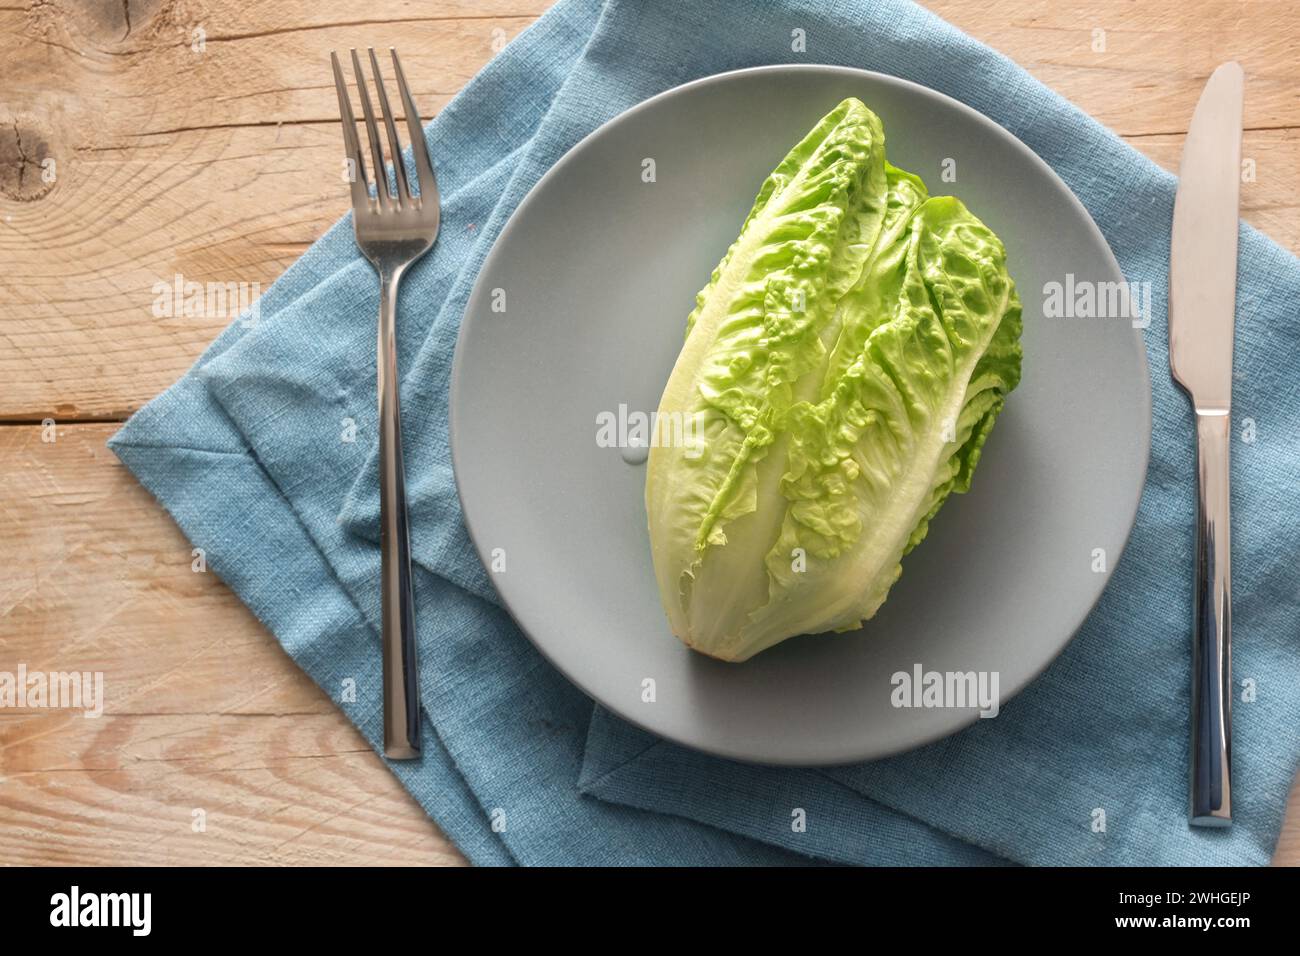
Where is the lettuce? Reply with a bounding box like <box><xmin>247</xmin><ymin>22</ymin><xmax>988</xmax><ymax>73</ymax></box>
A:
<box><xmin>646</xmin><ymin>98</ymin><xmax>1022</xmax><ymax>662</ymax></box>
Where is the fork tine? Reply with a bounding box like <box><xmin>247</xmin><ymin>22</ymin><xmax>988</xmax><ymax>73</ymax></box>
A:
<box><xmin>350</xmin><ymin>48</ymin><xmax>391</xmax><ymax>209</ymax></box>
<box><xmin>331</xmin><ymin>51</ymin><xmax>372</xmax><ymax>213</ymax></box>
<box><xmin>367</xmin><ymin>48</ymin><xmax>410</xmax><ymax>207</ymax></box>
<box><xmin>390</xmin><ymin>49</ymin><xmax>438</xmax><ymax>207</ymax></box>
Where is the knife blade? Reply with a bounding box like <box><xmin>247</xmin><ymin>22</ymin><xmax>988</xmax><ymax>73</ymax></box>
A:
<box><xmin>1168</xmin><ymin>61</ymin><xmax>1243</xmax><ymax>828</ymax></box>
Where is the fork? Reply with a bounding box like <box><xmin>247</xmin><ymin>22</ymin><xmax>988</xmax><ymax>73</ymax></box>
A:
<box><xmin>331</xmin><ymin>47</ymin><xmax>440</xmax><ymax>759</ymax></box>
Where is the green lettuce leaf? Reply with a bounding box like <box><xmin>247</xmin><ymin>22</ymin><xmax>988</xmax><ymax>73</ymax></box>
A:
<box><xmin>646</xmin><ymin>98</ymin><xmax>1022</xmax><ymax>662</ymax></box>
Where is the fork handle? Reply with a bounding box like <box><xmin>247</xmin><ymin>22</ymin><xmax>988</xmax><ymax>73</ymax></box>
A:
<box><xmin>378</xmin><ymin>268</ymin><xmax>420</xmax><ymax>759</ymax></box>
<box><xmin>1190</xmin><ymin>410</ymin><xmax>1231</xmax><ymax>826</ymax></box>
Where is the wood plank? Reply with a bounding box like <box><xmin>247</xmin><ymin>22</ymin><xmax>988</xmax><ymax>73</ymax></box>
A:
<box><xmin>0</xmin><ymin>421</ymin><xmax>1294</xmax><ymax>864</ymax></box>
<box><xmin>2</xmin><ymin>0</ymin><xmax>1300</xmax><ymax>417</ymax></box>
<box><xmin>0</xmin><ymin>423</ymin><xmax>467</xmax><ymax>865</ymax></box>
<box><xmin>927</xmin><ymin>0</ymin><xmax>1300</xmax><ymax>134</ymax></box>
<box><xmin>0</xmin><ymin>1</ymin><xmax>551</xmax><ymax>419</ymax></box>
<box><xmin>1280</xmin><ymin>785</ymin><xmax>1300</xmax><ymax>866</ymax></box>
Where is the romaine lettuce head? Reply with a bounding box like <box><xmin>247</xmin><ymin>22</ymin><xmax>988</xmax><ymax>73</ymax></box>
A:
<box><xmin>646</xmin><ymin>98</ymin><xmax>1022</xmax><ymax>662</ymax></box>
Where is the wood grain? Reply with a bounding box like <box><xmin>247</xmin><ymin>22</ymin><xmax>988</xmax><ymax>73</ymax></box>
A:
<box><xmin>3</xmin><ymin>0</ymin><xmax>1300</xmax><ymax>418</ymax></box>
<box><xmin>0</xmin><ymin>0</ymin><xmax>1295</xmax><ymax>865</ymax></box>
<box><xmin>0</xmin><ymin>423</ymin><xmax>464</xmax><ymax>865</ymax></box>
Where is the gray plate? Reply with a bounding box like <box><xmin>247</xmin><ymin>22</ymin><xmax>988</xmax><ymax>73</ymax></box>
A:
<box><xmin>450</xmin><ymin>65</ymin><xmax>1151</xmax><ymax>765</ymax></box>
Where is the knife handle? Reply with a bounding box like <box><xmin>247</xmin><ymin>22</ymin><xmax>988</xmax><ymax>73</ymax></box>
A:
<box><xmin>1190</xmin><ymin>410</ymin><xmax>1232</xmax><ymax>826</ymax></box>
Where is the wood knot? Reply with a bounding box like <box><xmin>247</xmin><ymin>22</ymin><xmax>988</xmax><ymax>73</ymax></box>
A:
<box><xmin>0</xmin><ymin>117</ymin><xmax>56</xmax><ymax>202</ymax></box>
<box><xmin>24</xmin><ymin>0</ymin><xmax>187</xmax><ymax>56</ymax></box>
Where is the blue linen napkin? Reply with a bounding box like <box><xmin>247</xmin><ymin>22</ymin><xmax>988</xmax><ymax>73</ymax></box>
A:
<box><xmin>110</xmin><ymin>0</ymin><xmax>1300</xmax><ymax>865</ymax></box>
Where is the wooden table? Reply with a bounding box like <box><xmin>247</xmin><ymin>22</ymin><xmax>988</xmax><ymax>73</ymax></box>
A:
<box><xmin>1</xmin><ymin>0</ymin><xmax>1295</xmax><ymax>866</ymax></box>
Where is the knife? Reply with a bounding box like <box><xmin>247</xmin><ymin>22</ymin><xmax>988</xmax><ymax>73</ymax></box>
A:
<box><xmin>1169</xmin><ymin>61</ymin><xmax>1243</xmax><ymax>828</ymax></box>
